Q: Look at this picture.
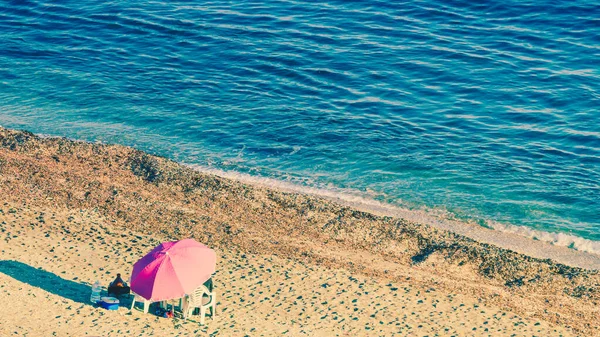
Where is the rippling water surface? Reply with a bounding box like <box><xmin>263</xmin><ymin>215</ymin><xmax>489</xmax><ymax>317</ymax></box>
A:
<box><xmin>1</xmin><ymin>1</ymin><xmax>599</xmax><ymax>247</ymax></box>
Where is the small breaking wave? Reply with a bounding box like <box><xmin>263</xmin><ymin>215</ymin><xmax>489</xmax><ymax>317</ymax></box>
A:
<box><xmin>489</xmin><ymin>221</ymin><xmax>600</xmax><ymax>255</ymax></box>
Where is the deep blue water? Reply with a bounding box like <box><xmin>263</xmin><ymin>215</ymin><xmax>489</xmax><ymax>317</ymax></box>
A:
<box><xmin>0</xmin><ymin>1</ymin><xmax>599</xmax><ymax>245</ymax></box>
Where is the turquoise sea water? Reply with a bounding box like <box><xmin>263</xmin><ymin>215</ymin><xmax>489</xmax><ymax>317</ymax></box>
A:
<box><xmin>0</xmin><ymin>1</ymin><xmax>599</xmax><ymax>248</ymax></box>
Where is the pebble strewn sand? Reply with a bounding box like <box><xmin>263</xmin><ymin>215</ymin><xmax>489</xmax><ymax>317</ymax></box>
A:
<box><xmin>0</xmin><ymin>127</ymin><xmax>598</xmax><ymax>336</ymax></box>
<box><xmin>0</xmin><ymin>207</ymin><xmax>576</xmax><ymax>336</ymax></box>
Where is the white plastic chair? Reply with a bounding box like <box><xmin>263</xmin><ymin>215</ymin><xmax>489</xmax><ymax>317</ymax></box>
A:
<box><xmin>182</xmin><ymin>284</ymin><xmax>216</xmax><ymax>324</ymax></box>
<box><xmin>130</xmin><ymin>292</ymin><xmax>170</xmax><ymax>314</ymax></box>
<box><xmin>130</xmin><ymin>291</ymin><xmax>152</xmax><ymax>313</ymax></box>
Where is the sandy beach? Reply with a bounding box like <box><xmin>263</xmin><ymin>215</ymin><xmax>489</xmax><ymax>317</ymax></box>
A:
<box><xmin>1</xmin><ymin>127</ymin><xmax>598</xmax><ymax>336</ymax></box>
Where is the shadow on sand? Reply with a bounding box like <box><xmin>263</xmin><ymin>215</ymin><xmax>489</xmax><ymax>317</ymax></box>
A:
<box><xmin>0</xmin><ymin>260</ymin><xmax>92</xmax><ymax>304</ymax></box>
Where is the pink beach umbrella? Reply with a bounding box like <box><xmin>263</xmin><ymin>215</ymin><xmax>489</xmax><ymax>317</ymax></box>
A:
<box><xmin>130</xmin><ymin>239</ymin><xmax>216</xmax><ymax>301</ymax></box>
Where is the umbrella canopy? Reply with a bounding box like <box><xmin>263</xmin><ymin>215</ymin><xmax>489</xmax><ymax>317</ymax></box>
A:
<box><xmin>130</xmin><ymin>239</ymin><xmax>216</xmax><ymax>301</ymax></box>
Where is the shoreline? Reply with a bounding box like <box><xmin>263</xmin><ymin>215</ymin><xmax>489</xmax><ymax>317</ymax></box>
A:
<box><xmin>1</xmin><ymin>126</ymin><xmax>599</xmax><ymax>335</ymax></box>
<box><xmin>26</xmin><ymin>127</ymin><xmax>600</xmax><ymax>269</ymax></box>
<box><xmin>190</xmin><ymin>165</ymin><xmax>600</xmax><ymax>270</ymax></box>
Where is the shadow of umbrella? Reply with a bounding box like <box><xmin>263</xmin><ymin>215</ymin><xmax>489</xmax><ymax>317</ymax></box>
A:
<box><xmin>0</xmin><ymin>260</ymin><xmax>92</xmax><ymax>305</ymax></box>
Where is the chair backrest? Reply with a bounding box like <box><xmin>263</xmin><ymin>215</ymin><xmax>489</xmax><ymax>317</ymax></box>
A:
<box><xmin>188</xmin><ymin>284</ymin><xmax>211</xmax><ymax>307</ymax></box>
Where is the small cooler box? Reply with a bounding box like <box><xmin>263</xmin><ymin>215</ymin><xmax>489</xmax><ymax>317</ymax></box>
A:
<box><xmin>100</xmin><ymin>297</ymin><xmax>120</xmax><ymax>310</ymax></box>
